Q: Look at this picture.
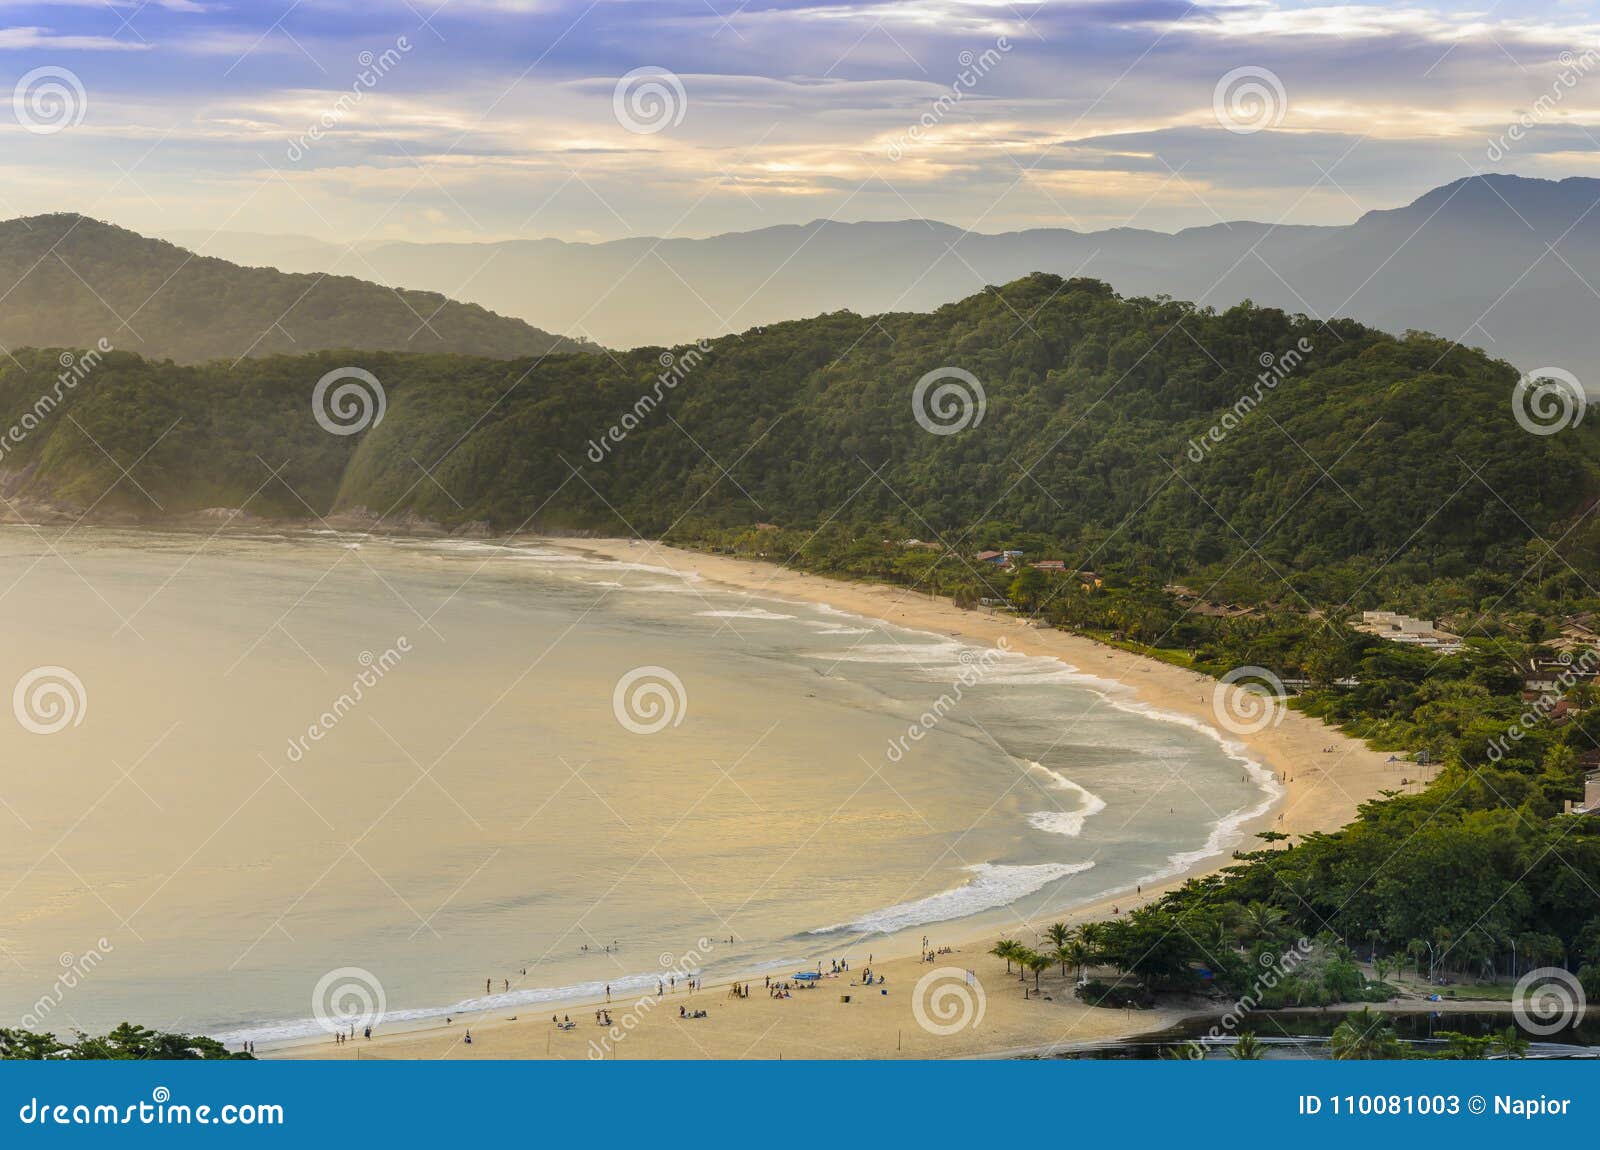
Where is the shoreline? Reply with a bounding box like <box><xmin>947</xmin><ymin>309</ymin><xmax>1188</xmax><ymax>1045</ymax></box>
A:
<box><xmin>564</xmin><ymin>537</ymin><xmax>1408</xmax><ymax>845</ymax></box>
<box><xmin>269</xmin><ymin>533</ymin><xmax>1405</xmax><ymax>1060</ymax></box>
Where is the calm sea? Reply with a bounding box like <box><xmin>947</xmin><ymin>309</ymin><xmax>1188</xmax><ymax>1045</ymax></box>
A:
<box><xmin>0</xmin><ymin>529</ymin><xmax>1275</xmax><ymax>1044</ymax></box>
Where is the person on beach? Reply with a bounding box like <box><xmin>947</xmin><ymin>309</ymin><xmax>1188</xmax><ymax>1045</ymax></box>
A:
<box><xmin>504</xmin><ymin>979</ymin><xmax>509</xmax><ymax>992</ymax></box>
<box><xmin>486</xmin><ymin>978</ymin><xmax>491</xmax><ymax>994</ymax></box>
<box><xmin>605</xmin><ymin>984</ymin><xmax>611</xmax><ymax>1001</ymax></box>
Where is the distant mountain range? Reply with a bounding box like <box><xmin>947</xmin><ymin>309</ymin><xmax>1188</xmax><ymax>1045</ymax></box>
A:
<box><xmin>167</xmin><ymin>174</ymin><xmax>1600</xmax><ymax>373</ymax></box>
<box><xmin>0</xmin><ymin>214</ymin><xmax>588</xmax><ymax>364</ymax></box>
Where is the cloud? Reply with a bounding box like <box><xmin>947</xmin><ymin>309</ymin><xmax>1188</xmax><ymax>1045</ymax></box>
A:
<box><xmin>0</xmin><ymin>25</ymin><xmax>153</xmax><ymax>50</ymax></box>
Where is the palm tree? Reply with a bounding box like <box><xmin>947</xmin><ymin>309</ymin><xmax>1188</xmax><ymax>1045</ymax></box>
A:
<box><xmin>1046</xmin><ymin>922</ymin><xmax>1072</xmax><ymax>952</ymax></box>
<box><xmin>1012</xmin><ymin>947</ymin><xmax>1038</xmax><ymax>983</ymax></box>
<box><xmin>991</xmin><ymin>939</ymin><xmax>1020</xmax><ymax>974</ymax></box>
<box><xmin>1024</xmin><ymin>950</ymin><xmax>1051</xmax><ymax>992</ymax></box>
<box><xmin>1061</xmin><ymin>938</ymin><xmax>1092</xmax><ymax>983</ymax></box>
<box><xmin>1330</xmin><ymin>1009</ymin><xmax>1401</xmax><ymax>1059</ymax></box>
<box><xmin>1230</xmin><ymin>1031</ymin><xmax>1266</xmax><ymax>1060</ymax></box>
<box><xmin>1405</xmin><ymin>938</ymin><xmax>1429</xmax><ymax>981</ymax></box>
<box><xmin>1077</xmin><ymin>921</ymin><xmax>1107</xmax><ymax>959</ymax></box>
<box><xmin>1238</xmin><ymin>902</ymin><xmax>1285</xmax><ymax>943</ymax></box>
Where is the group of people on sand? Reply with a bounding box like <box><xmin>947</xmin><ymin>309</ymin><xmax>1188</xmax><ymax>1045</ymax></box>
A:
<box><xmin>679</xmin><ymin>1005</ymin><xmax>708</xmax><ymax>1019</ymax></box>
<box><xmin>332</xmin><ymin>1026</ymin><xmax>371</xmax><ymax>1045</ymax></box>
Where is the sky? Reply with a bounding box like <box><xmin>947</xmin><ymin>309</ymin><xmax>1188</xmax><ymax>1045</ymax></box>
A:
<box><xmin>2</xmin><ymin>0</ymin><xmax>1599</xmax><ymax>244</ymax></box>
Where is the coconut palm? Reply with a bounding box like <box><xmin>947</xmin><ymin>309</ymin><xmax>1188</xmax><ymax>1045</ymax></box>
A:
<box><xmin>1238</xmin><ymin>902</ymin><xmax>1285</xmax><ymax>943</ymax></box>
<box><xmin>1012</xmin><ymin>947</ymin><xmax>1037</xmax><ymax>983</ymax></box>
<box><xmin>1229</xmin><ymin>1032</ymin><xmax>1266</xmax><ymax>1060</ymax></box>
<box><xmin>1061</xmin><ymin>938</ymin><xmax>1092</xmax><ymax>983</ymax></box>
<box><xmin>991</xmin><ymin>939</ymin><xmax>1020</xmax><ymax>974</ymax></box>
<box><xmin>1330</xmin><ymin>1009</ymin><xmax>1401</xmax><ymax>1060</ymax></box>
<box><xmin>1024</xmin><ymin>950</ymin><xmax>1051</xmax><ymax>992</ymax></box>
<box><xmin>1046</xmin><ymin>922</ymin><xmax>1072</xmax><ymax>952</ymax></box>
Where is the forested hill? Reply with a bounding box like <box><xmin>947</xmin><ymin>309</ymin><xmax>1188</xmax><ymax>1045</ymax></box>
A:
<box><xmin>1</xmin><ymin>274</ymin><xmax>1594</xmax><ymax>599</ymax></box>
<box><xmin>0</xmin><ymin>214</ymin><xmax>588</xmax><ymax>362</ymax></box>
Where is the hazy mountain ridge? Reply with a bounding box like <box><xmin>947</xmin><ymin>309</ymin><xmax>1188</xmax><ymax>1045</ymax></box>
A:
<box><xmin>170</xmin><ymin>175</ymin><xmax>1600</xmax><ymax>369</ymax></box>
<box><xmin>0</xmin><ymin>214</ymin><xmax>591</xmax><ymax>364</ymax></box>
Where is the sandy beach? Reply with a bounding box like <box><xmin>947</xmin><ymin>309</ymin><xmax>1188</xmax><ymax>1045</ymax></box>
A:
<box><xmin>271</xmin><ymin>535</ymin><xmax>1405</xmax><ymax>1061</ymax></box>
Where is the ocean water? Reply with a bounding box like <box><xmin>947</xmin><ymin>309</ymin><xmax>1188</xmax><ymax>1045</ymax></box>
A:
<box><xmin>0</xmin><ymin>529</ymin><xmax>1276</xmax><ymax>1046</ymax></box>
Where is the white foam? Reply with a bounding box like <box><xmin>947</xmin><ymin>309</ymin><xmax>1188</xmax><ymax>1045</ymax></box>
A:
<box><xmin>810</xmin><ymin>624</ymin><xmax>873</xmax><ymax>636</ymax></box>
<box><xmin>1025</xmin><ymin>761</ymin><xmax>1108</xmax><ymax>837</ymax></box>
<box><xmin>695</xmin><ymin>608</ymin><xmax>796</xmax><ymax>621</ymax></box>
<box><xmin>211</xmin><ymin>967</ymin><xmax>692</xmax><ymax>1046</ymax></box>
<box><xmin>808</xmin><ymin>861</ymin><xmax>1096</xmax><ymax>936</ymax></box>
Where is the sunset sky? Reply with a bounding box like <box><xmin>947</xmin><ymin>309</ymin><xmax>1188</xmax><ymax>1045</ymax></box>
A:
<box><xmin>2</xmin><ymin>0</ymin><xmax>1599</xmax><ymax>243</ymax></box>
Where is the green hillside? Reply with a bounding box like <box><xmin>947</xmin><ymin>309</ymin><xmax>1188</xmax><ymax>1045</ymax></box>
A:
<box><xmin>0</xmin><ymin>214</ymin><xmax>589</xmax><ymax>363</ymax></box>
<box><xmin>0</xmin><ymin>275</ymin><xmax>1592</xmax><ymax>601</ymax></box>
